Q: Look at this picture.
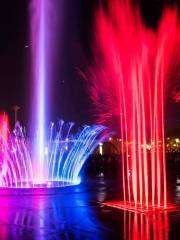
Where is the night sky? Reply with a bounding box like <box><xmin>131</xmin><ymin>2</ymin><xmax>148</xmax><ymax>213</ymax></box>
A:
<box><xmin>0</xmin><ymin>0</ymin><xmax>179</xmax><ymax>135</ymax></box>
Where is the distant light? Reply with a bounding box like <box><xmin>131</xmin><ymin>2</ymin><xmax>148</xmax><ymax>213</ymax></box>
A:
<box><xmin>108</xmin><ymin>137</ymin><xmax>112</xmax><ymax>141</ymax></box>
<box><xmin>175</xmin><ymin>138</ymin><xmax>180</xmax><ymax>143</ymax></box>
<box><xmin>99</xmin><ymin>142</ymin><xmax>103</xmax><ymax>155</ymax></box>
<box><xmin>25</xmin><ymin>45</ymin><xmax>29</xmax><ymax>48</ymax></box>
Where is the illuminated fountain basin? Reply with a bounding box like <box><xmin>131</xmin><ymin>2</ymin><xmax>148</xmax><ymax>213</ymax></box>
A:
<box><xmin>102</xmin><ymin>202</ymin><xmax>180</xmax><ymax>214</ymax></box>
<box><xmin>0</xmin><ymin>117</ymin><xmax>107</xmax><ymax>189</ymax></box>
<box><xmin>87</xmin><ymin>0</ymin><xmax>180</xmax><ymax>212</ymax></box>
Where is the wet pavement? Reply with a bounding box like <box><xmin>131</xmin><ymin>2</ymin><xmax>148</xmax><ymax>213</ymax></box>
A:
<box><xmin>0</xmin><ymin>161</ymin><xmax>179</xmax><ymax>240</ymax></box>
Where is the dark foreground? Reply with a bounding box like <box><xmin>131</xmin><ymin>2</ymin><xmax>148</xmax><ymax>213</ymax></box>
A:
<box><xmin>0</xmin><ymin>160</ymin><xmax>179</xmax><ymax>240</ymax></box>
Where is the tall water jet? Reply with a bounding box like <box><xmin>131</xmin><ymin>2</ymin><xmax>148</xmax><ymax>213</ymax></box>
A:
<box><xmin>30</xmin><ymin>0</ymin><xmax>51</xmax><ymax>183</ymax></box>
<box><xmin>87</xmin><ymin>0</ymin><xmax>180</xmax><ymax>211</ymax></box>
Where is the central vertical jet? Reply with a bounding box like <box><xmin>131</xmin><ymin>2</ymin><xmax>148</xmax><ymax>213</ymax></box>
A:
<box><xmin>38</xmin><ymin>0</ymin><xmax>46</xmax><ymax>182</ymax></box>
<box><xmin>30</xmin><ymin>0</ymin><xmax>47</xmax><ymax>183</ymax></box>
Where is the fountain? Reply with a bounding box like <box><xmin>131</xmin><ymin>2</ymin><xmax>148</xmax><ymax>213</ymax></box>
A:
<box><xmin>0</xmin><ymin>0</ymin><xmax>108</xmax><ymax>189</ymax></box>
<box><xmin>0</xmin><ymin>115</ymin><xmax>106</xmax><ymax>188</ymax></box>
<box><xmin>87</xmin><ymin>0</ymin><xmax>180</xmax><ymax>212</ymax></box>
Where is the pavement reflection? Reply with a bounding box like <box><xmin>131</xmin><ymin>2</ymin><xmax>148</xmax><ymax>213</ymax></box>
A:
<box><xmin>0</xmin><ymin>172</ymin><xmax>179</xmax><ymax>239</ymax></box>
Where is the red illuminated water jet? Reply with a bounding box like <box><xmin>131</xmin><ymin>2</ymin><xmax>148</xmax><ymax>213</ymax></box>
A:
<box><xmin>87</xmin><ymin>0</ymin><xmax>180</xmax><ymax>212</ymax></box>
<box><xmin>0</xmin><ymin>113</ymin><xmax>8</xmax><ymax>143</ymax></box>
<box><xmin>0</xmin><ymin>113</ymin><xmax>9</xmax><ymax>180</ymax></box>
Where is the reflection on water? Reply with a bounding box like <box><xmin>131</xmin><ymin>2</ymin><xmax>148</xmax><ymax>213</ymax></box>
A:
<box><xmin>0</xmin><ymin>187</ymin><xmax>109</xmax><ymax>240</ymax></box>
<box><xmin>0</xmin><ymin>159</ymin><xmax>179</xmax><ymax>240</ymax></box>
<box><xmin>123</xmin><ymin>212</ymin><xmax>169</xmax><ymax>240</ymax></box>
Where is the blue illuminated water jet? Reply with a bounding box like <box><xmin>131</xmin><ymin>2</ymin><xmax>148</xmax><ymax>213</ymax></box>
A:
<box><xmin>0</xmin><ymin>121</ymin><xmax>107</xmax><ymax>188</ymax></box>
